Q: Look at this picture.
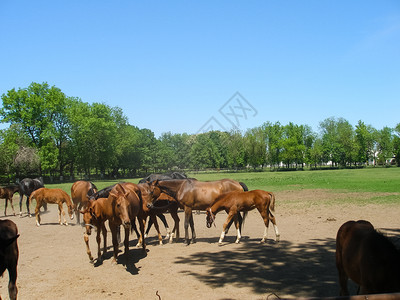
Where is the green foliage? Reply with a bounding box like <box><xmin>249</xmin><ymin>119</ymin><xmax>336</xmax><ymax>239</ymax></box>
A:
<box><xmin>0</xmin><ymin>82</ymin><xmax>399</xmax><ymax>180</ymax></box>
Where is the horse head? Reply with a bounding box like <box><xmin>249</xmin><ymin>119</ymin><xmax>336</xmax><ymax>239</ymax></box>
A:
<box><xmin>206</xmin><ymin>208</ymin><xmax>216</xmax><ymax>228</ymax></box>
<box><xmin>109</xmin><ymin>184</ymin><xmax>131</xmax><ymax>229</ymax></box>
<box><xmin>145</xmin><ymin>180</ymin><xmax>163</xmax><ymax>209</ymax></box>
<box><xmin>67</xmin><ymin>203</ymin><xmax>75</xmax><ymax>220</ymax></box>
<box><xmin>81</xmin><ymin>200</ymin><xmax>97</xmax><ymax>235</ymax></box>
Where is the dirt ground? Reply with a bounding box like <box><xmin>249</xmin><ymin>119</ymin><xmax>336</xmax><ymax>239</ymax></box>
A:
<box><xmin>1</xmin><ymin>190</ymin><xmax>399</xmax><ymax>300</ymax></box>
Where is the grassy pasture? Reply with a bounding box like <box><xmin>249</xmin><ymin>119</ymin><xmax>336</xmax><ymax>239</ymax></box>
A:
<box><xmin>2</xmin><ymin>168</ymin><xmax>399</xmax><ymax>212</ymax></box>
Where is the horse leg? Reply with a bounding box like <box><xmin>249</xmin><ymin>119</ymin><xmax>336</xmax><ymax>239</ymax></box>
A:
<box><xmin>19</xmin><ymin>194</ymin><xmax>24</xmax><ymax>217</ymax></box>
<box><xmin>170</xmin><ymin>209</ymin><xmax>180</xmax><ymax>243</ymax></box>
<box><xmin>9</xmin><ymin>197</ymin><xmax>16</xmax><ymax>216</ymax></box>
<box><xmin>101</xmin><ymin>223</ymin><xmax>107</xmax><ymax>258</ymax></box>
<box><xmin>25</xmin><ymin>196</ymin><xmax>31</xmax><ymax>217</ymax></box>
<box><xmin>137</xmin><ymin>214</ymin><xmax>146</xmax><ymax>251</ymax></box>
<box><xmin>123</xmin><ymin>225</ymin><xmax>130</xmax><ymax>263</ymax></box>
<box><xmin>219</xmin><ymin>212</ymin><xmax>236</xmax><ymax>244</ymax></box>
<box><xmin>183</xmin><ymin>206</ymin><xmax>191</xmax><ymax>245</ymax></box>
<box><xmin>109</xmin><ymin>223</ymin><xmax>119</xmax><ymax>264</ymax></box>
<box><xmin>35</xmin><ymin>203</ymin><xmax>41</xmax><ymax>227</ymax></box>
<box><xmin>233</xmin><ymin>215</ymin><xmax>242</xmax><ymax>244</ymax></box>
<box><xmin>58</xmin><ymin>203</ymin><xmax>67</xmax><ymax>225</ymax></box>
<box><xmin>189</xmin><ymin>212</ymin><xmax>196</xmax><ymax>243</ymax></box>
<box><xmin>157</xmin><ymin>213</ymin><xmax>171</xmax><ymax>240</ymax></box>
<box><xmin>8</xmin><ymin>265</ymin><xmax>18</xmax><ymax>300</ymax></box>
<box><xmin>151</xmin><ymin>215</ymin><xmax>163</xmax><ymax>245</ymax></box>
<box><xmin>269</xmin><ymin>210</ymin><xmax>280</xmax><ymax>242</ymax></box>
<box><xmin>96</xmin><ymin>226</ymin><xmax>102</xmax><ymax>261</ymax></box>
<box><xmin>84</xmin><ymin>233</ymin><xmax>94</xmax><ymax>262</ymax></box>
<box><xmin>144</xmin><ymin>215</ymin><xmax>153</xmax><ymax>238</ymax></box>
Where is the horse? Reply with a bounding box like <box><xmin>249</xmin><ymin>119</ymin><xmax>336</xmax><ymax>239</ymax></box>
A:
<box><xmin>0</xmin><ymin>185</ymin><xmax>19</xmax><ymax>216</ymax></box>
<box><xmin>18</xmin><ymin>177</ymin><xmax>44</xmax><ymax>217</ymax></box>
<box><xmin>0</xmin><ymin>219</ymin><xmax>19</xmax><ymax>300</ymax></box>
<box><xmin>81</xmin><ymin>198</ymin><xmax>110</xmax><ymax>262</ymax></box>
<box><xmin>82</xmin><ymin>183</ymin><xmax>146</xmax><ymax>264</ymax></box>
<box><xmin>206</xmin><ymin>189</ymin><xmax>280</xmax><ymax>244</ymax></box>
<box><xmin>137</xmin><ymin>183</ymin><xmax>180</xmax><ymax>245</ymax></box>
<box><xmin>138</xmin><ymin>171</ymin><xmax>187</xmax><ymax>184</ymax></box>
<box><xmin>29</xmin><ymin>188</ymin><xmax>75</xmax><ymax>226</ymax></box>
<box><xmin>70</xmin><ymin>180</ymin><xmax>98</xmax><ymax>224</ymax></box>
<box><xmin>91</xmin><ymin>183</ymin><xmax>174</xmax><ymax>245</ymax></box>
<box><xmin>147</xmin><ymin>178</ymin><xmax>247</xmax><ymax>245</ymax></box>
<box><xmin>336</xmin><ymin>220</ymin><xmax>400</xmax><ymax>295</ymax></box>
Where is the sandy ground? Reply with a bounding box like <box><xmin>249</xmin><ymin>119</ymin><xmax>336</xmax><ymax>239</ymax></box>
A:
<box><xmin>1</xmin><ymin>189</ymin><xmax>399</xmax><ymax>300</ymax></box>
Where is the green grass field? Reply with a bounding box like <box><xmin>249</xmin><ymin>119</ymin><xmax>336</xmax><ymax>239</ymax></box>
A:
<box><xmin>2</xmin><ymin>168</ymin><xmax>399</xmax><ymax>212</ymax></box>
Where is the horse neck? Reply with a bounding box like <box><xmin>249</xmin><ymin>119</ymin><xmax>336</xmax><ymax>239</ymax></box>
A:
<box><xmin>210</xmin><ymin>198</ymin><xmax>225</xmax><ymax>214</ymax></box>
<box><xmin>158</xmin><ymin>180</ymin><xmax>185</xmax><ymax>199</ymax></box>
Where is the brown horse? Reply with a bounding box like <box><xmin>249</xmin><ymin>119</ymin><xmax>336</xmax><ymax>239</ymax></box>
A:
<box><xmin>148</xmin><ymin>179</ymin><xmax>247</xmax><ymax>245</ymax></box>
<box><xmin>29</xmin><ymin>188</ymin><xmax>75</xmax><ymax>226</ymax></box>
<box><xmin>336</xmin><ymin>220</ymin><xmax>400</xmax><ymax>295</ymax></box>
<box><xmin>71</xmin><ymin>180</ymin><xmax>98</xmax><ymax>225</ymax></box>
<box><xmin>0</xmin><ymin>185</ymin><xmax>19</xmax><ymax>216</ymax></box>
<box><xmin>0</xmin><ymin>219</ymin><xmax>19</xmax><ymax>300</ymax></box>
<box><xmin>137</xmin><ymin>183</ymin><xmax>180</xmax><ymax>245</ymax></box>
<box><xmin>82</xmin><ymin>198</ymin><xmax>109</xmax><ymax>262</ymax></box>
<box><xmin>206</xmin><ymin>189</ymin><xmax>279</xmax><ymax>244</ymax></box>
<box><xmin>82</xmin><ymin>183</ymin><xmax>146</xmax><ymax>263</ymax></box>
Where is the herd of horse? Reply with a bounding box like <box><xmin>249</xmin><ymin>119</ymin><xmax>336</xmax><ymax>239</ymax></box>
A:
<box><xmin>0</xmin><ymin>173</ymin><xmax>400</xmax><ymax>299</ymax></box>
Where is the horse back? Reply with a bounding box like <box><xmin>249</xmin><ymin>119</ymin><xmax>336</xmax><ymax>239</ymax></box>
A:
<box><xmin>336</xmin><ymin>220</ymin><xmax>400</xmax><ymax>294</ymax></box>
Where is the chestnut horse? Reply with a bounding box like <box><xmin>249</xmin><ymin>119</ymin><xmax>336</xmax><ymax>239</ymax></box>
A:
<box><xmin>0</xmin><ymin>219</ymin><xmax>19</xmax><ymax>300</ymax></box>
<box><xmin>147</xmin><ymin>179</ymin><xmax>247</xmax><ymax>245</ymax></box>
<box><xmin>206</xmin><ymin>189</ymin><xmax>280</xmax><ymax>244</ymax></box>
<box><xmin>71</xmin><ymin>180</ymin><xmax>98</xmax><ymax>224</ymax></box>
<box><xmin>82</xmin><ymin>198</ymin><xmax>109</xmax><ymax>262</ymax></box>
<box><xmin>29</xmin><ymin>188</ymin><xmax>75</xmax><ymax>226</ymax></box>
<box><xmin>336</xmin><ymin>220</ymin><xmax>400</xmax><ymax>295</ymax></box>
<box><xmin>0</xmin><ymin>185</ymin><xmax>19</xmax><ymax>216</ymax></box>
<box><xmin>82</xmin><ymin>183</ymin><xmax>146</xmax><ymax>263</ymax></box>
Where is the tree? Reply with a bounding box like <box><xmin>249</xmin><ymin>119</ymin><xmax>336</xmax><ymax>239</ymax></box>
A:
<box><xmin>376</xmin><ymin>127</ymin><xmax>393</xmax><ymax>166</ymax></box>
<box><xmin>226</xmin><ymin>130</ymin><xmax>246</xmax><ymax>170</ymax></box>
<box><xmin>244</xmin><ymin>127</ymin><xmax>266</xmax><ymax>169</ymax></box>
<box><xmin>393</xmin><ymin>123</ymin><xmax>400</xmax><ymax>167</ymax></box>
<box><xmin>355</xmin><ymin>121</ymin><xmax>376</xmax><ymax>166</ymax></box>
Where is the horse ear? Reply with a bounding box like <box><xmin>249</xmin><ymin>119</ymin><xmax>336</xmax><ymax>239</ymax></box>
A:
<box><xmin>109</xmin><ymin>191</ymin><xmax>117</xmax><ymax>199</ymax></box>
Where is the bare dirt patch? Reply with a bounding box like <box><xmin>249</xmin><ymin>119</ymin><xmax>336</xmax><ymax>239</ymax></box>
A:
<box><xmin>1</xmin><ymin>190</ymin><xmax>399</xmax><ymax>300</ymax></box>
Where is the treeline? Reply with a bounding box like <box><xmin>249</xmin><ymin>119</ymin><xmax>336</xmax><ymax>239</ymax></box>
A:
<box><xmin>1</xmin><ymin>82</ymin><xmax>399</xmax><ymax>182</ymax></box>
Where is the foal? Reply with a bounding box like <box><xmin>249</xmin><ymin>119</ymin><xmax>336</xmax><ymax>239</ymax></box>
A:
<box><xmin>206</xmin><ymin>189</ymin><xmax>280</xmax><ymax>244</ymax></box>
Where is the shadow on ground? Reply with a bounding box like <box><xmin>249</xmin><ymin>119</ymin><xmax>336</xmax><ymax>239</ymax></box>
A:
<box><xmin>175</xmin><ymin>237</ymin><xmax>342</xmax><ymax>298</ymax></box>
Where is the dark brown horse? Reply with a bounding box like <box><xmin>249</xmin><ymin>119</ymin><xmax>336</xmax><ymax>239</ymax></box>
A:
<box><xmin>82</xmin><ymin>183</ymin><xmax>146</xmax><ymax>264</ymax></box>
<box><xmin>147</xmin><ymin>178</ymin><xmax>247</xmax><ymax>245</ymax></box>
<box><xmin>18</xmin><ymin>177</ymin><xmax>44</xmax><ymax>217</ymax></box>
<box><xmin>206</xmin><ymin>189</ymin><xmax>279</xmax><ymax>244</ymax></box>
<box><xmin>336</xmin><ymin>220</ymin><xmax>400</xmax><ymax>295</ymax></box>
<box><xmin>0</xmin><ymin>219</ymin><xmax>19</xmax><ymax>300</ymax></box>
<box><xmin>71</xmin><ymin>180</ymin><xmax>98</xmax><ymax>224</ymax></box>
<box><xmin>0</xmin><ymin>185</ymin><xmax>19</xmax><ymax>216</ymax></box>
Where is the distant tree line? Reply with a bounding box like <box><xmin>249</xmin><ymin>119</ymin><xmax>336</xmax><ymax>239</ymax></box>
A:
<box><xmin>0</xmin><ymin>82</ymin><xmax>399</xmax><ymax>182</ymax></box>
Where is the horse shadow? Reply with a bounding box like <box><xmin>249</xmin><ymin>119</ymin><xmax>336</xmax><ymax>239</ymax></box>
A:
<box><xmin>174</xmin><ymin>237</ymin><xmax>348</xmax><ymax>298</ymax></box>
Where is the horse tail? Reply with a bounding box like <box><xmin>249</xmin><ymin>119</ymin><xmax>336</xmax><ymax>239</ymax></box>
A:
<box><xmin>239</xmin><ymin>182</ymin><xmax>248</xmax><ymax>192</ymax></box>
<box><xmin>268</xmin><ymin>192</ymin><xmax>275</xmax><ymax>213</ymax></box>
<box><xmin>29</xmin><ymin>190</ymin><xmax>37</xmax><ymax>204</ymax></box>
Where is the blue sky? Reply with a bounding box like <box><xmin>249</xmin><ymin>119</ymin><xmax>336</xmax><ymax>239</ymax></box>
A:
<box><xmin>1</xmin><ymin>1</ymin><xmax>399</xmax><ymax>137</ymax></box>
